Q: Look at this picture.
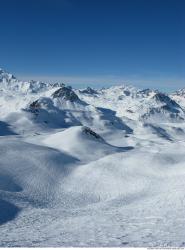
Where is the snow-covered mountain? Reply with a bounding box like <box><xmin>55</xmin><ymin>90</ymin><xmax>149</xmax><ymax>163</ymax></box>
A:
<box><xmin>0</xmin><ymin>68</ymin><xmax>184</xmax><ymax>126</ymax></box>
<box><xmin>1</xmin><ymin>68</ymin><xmax>185</xmax><ymax>247</ymax></box>
<box><xmin>0</xmin><ymin>68</ymin><xmax>64</xmax><ymax>94</ymax></box>
<box><xmin>170</xmin><ymin>88</ymin><xmax>185</xmax><ymax>109</ymax></box>
<box><xmin>24</xmin><ymin>85</ymin><xmax>132</xmax><ymax>132</ymax></box>
<box><xmin>77</xmin><ymin>85</ymin><xmax>185</xmax><ymax>122</ymax></box>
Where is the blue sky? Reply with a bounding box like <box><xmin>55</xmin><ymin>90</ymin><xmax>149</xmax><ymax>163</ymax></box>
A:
<box><xmin>0</xmin><ymin>0</ymin><xmax>184</xmax><ymax>91</ymax></box>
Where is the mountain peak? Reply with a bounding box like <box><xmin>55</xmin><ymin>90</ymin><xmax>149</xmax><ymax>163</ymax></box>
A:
<box><xmin>172</xmin><ymin>88</ymin><xmax>185</xmax><ymax>97</ymax></box>
<box><xmin>152</xmin><ymin>92</ymin><xmax>180</xmax><ymax>108</ymax></box>
<box><xmin>52</xmin><ymin>86</ymin><xmax>80</xmax><ymax>102</ymax></box>
<box><xmin>80</xmin><ymin>87</ymin><xmax>98</xmax><ymax>95</ymax></box>
<box><xmin>0</xmin><ymin>68</ymin><xmax>17</xmax><ymax>82</ymax></box>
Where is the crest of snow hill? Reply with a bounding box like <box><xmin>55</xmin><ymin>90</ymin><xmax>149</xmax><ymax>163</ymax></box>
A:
<box><xmin>0</xmin><ymin>68</ymin><xmax>185</xmax><ymax>136</ymax></box>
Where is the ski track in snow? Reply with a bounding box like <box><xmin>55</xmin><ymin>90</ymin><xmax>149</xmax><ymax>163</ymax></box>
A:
<box><xmin>1</xmin><ymin>69</ymin><xmax>185</xmax><ymax>246</ymax></box>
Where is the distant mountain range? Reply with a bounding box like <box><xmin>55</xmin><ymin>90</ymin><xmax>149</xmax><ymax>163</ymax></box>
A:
<box><xmin>0</xmin><ymin>67</ymin><xmax>185</xmax><ymax>136</ymax></box>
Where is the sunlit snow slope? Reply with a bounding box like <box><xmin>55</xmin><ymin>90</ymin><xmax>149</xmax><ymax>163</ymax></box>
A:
<box><xmin>0</xmin><ymin>68</ymin><xmax>185</xmax><ymax>247</ymax></box>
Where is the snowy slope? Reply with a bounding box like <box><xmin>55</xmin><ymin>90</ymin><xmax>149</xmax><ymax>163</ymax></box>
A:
<box><xmin>43</xmin><ymin>126</ymin><xmax>132</xmax><ymax>161</ymax></box>
<box><xmin>1</xmin><ymin>68</ymin><xmax>185</xmax><ymax>247</ymax></box>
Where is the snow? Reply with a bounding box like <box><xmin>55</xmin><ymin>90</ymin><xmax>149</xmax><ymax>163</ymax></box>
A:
<box><xmin>42</xmin><ymin>126</ymin><xmax>132</xmax><ymax>161</ymax></box>
<box><xmin>0</xmin><ymin>68</ymin><xmax>185</xmax><ymax>247</ymax></box>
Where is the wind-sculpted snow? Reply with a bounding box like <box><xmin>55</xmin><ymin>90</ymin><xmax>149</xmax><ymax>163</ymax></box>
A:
<box><xmin>1</xmin><ymin>68</ymin><xmax>185</xmax><ymax>247</ymax></box>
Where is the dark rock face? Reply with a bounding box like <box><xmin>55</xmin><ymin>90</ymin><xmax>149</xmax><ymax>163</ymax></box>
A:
<box><xmin>51</xmin><ymin>83</ymin><xmax>65</xmax><ymax>88</ymax></box>
<box><xmin>29</xmin><ymin>100</ymin><xmax>40</xmax><ymax>110</ymax></box>
<box><xmin>126</xmin><ymin>109</ymin><xmax>134</xmax><ymax>113</ymax></box>
<box><xmin>152</xmin><ymin>93</ymin><xmax>180</xmax><ymax>108</ymax></box>
<box><xmin>123</xmin><ymin>90</ymin><xmax>130</xmax><ymax>96</ymax></box>
<box><xmin>29</xmin><ymin>99</ymin><xmax>41</xmax><ymax>115</ymax></box>
<box><xmin>137</xmin><ymin>88</ymin><xmax>153</xmax><ymax>97</ymax></box>
<box><xmin>52</xmin><ymin>86</ymin><xmax>80</xmax><ymax>101</ymax></box>
<box><xmin>80</xmin><ymin>87</ymin><xmax>98</xmax><ymax>95</ymax></box>
<box><xmin>29</xmin><ymin>98</ymin><xmax>54</xmax><ymax>111</ymax></box>
<box><xmin>82</xmin><ymin>126</ymin><xmax>103</xmax><ymax>141</ymax></box>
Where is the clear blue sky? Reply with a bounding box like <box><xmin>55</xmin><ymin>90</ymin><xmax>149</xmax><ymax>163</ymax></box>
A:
<box><xmin>0</xmin><ymin>0</ymin><xmax>185</xmax><ymax>91</ymax></box>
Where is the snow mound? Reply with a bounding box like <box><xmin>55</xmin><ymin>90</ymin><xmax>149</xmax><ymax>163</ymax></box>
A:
<box><xmin>0</xmin><ymin>138</ymin><xmax>79</xmax><ymax>207</ymax></box>
<box><xmin>43</xmin><ymin>126</ymin><xmax>130</xmax><ymax>161</ymax></box>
